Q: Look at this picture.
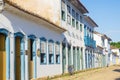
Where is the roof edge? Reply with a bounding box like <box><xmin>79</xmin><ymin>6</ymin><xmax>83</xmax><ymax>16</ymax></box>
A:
<box><xmin>5</xmin><ymin>0</ymin><xmax>67</xmax><ymax>32</ymax></box>
<box><xmin>84</xmin><ymin>15</ymin><xmax>98</xmax><ymax>27</ymax></box>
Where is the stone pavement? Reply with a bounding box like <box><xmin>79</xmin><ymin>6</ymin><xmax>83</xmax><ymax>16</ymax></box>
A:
<box><xmin>51</xmin><ymin>65</ymin><xmax>120</xmax><ymax>80</ymax></box>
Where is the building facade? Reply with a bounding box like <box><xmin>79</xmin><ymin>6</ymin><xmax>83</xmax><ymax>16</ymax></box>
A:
<box><xmin>111</xmin><ymin>49</ymin><xmax>120</xmax><ymax>65</ymax></box>
<box><xmin>83</xmin><ymin>16</ymin><xmax>98</xmax><ymax>69</ymax></box>
<box><xmin>94</xmin><ymin>31</ymin><xmax>112</xmax><ymax>68</ymax></box>
<box><xmin>61</xmin><ymin>0</ymin><xmax>88</xmax><ymax>73</ymax></box>
<box><xmin>0</xmin><ymin>0</ymin><xmax>66</xmax><ymax>80</ymax></box>
<box><xmin>0</xmin><ymin>0</ymin><xmax>118</xmax><ymax>80</ymax></box>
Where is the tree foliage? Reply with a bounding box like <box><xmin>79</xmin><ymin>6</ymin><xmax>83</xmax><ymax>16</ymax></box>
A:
<box><xmin>110</xmin><ymin>42</ymin><xmax>120</xmax><ymax>48</ymax></box>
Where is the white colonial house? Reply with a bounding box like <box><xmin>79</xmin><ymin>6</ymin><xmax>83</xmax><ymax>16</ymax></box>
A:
<box><xmin>83</xmin><ymin>16</ymin><xmax>98</xmax><ymax>69</ymax></box>
<box><xmin>111</xmin><ymin>48</ymin><xmax>120</xmax><ymax>65</ymax></box>
<box><xmin>103</xmin><ymin>34</ymin><xmax>112</xmax><ymax>66</ymax></box>
<box><xmin>61</xmin><ymin>0</ymin><xmax>88</xmax><ymax>73</ymax></box>
<box><xmin>0</xmin><ymin>0</ymin><xmax>114</xmax><ymax>80</ymax></box>
<box><xmin>0</xmin><ymin>0</ymin><xmax>67</xmax><ymax>80</ymax></box>
<box><xmin>94</xmin><ymin>31</ymin><xmax>112</xmax><ymax>67</ymax></box>
<box><xmin>94</xmin><ymin>31</ymin><xmax>104</xmax><ymax>68</ymax></box>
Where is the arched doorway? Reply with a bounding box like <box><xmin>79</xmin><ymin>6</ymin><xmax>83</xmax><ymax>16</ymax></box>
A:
<box><xmin>14</xmin><ymin>32</ymin><xmax>25</xmax><ymax>80</ymax></box>
<box><xmin>28</xmin><ymin>35</ymin><xmax>36</xmax><ymax>79</ymax></box>
<box><xmin>0</xmin><ymin>28</ymin><xmax>9</xmax><ymax>80</ymax></box>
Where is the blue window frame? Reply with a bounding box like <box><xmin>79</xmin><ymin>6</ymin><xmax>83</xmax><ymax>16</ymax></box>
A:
<box><xmin>40</xmin><ymin>37</ymin><xmax>47</xmax><ymax>64</ymax></box>
<box><xmin>67</xmin><ymin>5</ymin><xmax>71</xmax><ymax>25</ymax></box>
<box><xmin>55</xmin><ymin>42</ymin><xmax>60</xmax><ymax>64</ymax></box>
<box><xmin>48</xmin><ymin>39</ymin><xmax>54</xmax><ymax>64</ymax></box>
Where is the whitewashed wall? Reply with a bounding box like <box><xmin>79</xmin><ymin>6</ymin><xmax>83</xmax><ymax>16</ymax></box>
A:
<box><xmin>0</xmin><ymin>9</ymin><xmax>63</xmax><ymax>79</ymax></box>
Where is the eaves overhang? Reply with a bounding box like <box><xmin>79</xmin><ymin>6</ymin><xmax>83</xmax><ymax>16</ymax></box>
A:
<box><xmin>69</xmin><ymin>0</ymin><xmax>89</xmax><ymax>14</ymax></box>
<box><xmin>4</xmin><ymin>0</ymin><xmax>67</xmax><ymax>33</ymax></box>
<box><xmin>84</xmin><ymin>15</ymin><xmax>98</xmax><ymax>28</ymax></box>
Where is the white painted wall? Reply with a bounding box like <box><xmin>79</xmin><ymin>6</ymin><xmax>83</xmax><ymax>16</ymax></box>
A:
<box><xmin>61</xmin><ymin>0</ymin><xmax>84</xmax><ymax>47</ymax></box>
<box><xmin>0</xmin><ymin>8</ymin><xmax>63</xmax><ymax>79</ymax></box>
<box><xmin>94</xmin><ymin>33</ymin><xmax>103</xmax><ymax>48</ymax></box>
<box><xmin>112</xmin><ymin>49</ymin><xmax>120</xmax><ymax>56</ymax></box>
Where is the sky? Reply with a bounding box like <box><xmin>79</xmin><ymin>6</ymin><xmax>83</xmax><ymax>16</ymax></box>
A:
<box><xmin>80</xmin><ymin>0</ymin><xmax>120</xmax><ymax>42</ymax></box>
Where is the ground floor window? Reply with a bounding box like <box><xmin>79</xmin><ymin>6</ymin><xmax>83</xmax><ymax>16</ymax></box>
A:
<box><xmin>56</xmin><ymin>54</ymin><xmax>60</xmax><ymax>64</ymax></box>
<box><xmin>48</xmin><ymin>40</ymin><xmax>54</xmax><ymax>64</ymax></box>
<box><xmin>40</xmin><ymin>53</ymin><xmax>46</xmax><ymax>64</ymax></box>
<box><xmin>40</xmin><ymin>38</ymin><xmax>47</xmax><ymax>64</ymax></box>
<box><xmin>55</xmin><ymin>42</ymin><xmax>60</xmax><ymax>64</ymax></box>
<box><xmin>49</xmin><ymin>54</ymin><xmax>54</xmax><ymax>64</ymax></box>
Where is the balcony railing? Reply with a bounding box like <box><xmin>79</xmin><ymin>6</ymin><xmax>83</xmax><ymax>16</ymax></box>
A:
<box><xmin>84</xmin><ymin>36</ymin><xmax>96</xmax><ymax>48</ymax></box>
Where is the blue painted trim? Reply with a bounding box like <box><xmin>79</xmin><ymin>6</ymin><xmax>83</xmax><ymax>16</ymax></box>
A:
<box><xmin>14</xmin><ymin>32</ymin><xmax>24</xmax><ymax>38</ymax></box>
<box><xmin>14</xmin><ymin>37</ymin><xmax>16</xmax><ymax>80</ymax></box>
<box><xmin>33</xmin><ymin>41</ymin><xmax>37</xmax><ymax>78</ymax></box>
<box><xmin>40</xmin><ymin>37</ymin><xmax>47</xmax><ymax>41</ymax></box>
<box><xmin>14</xmin><ymin>33</ymin><xmax>25</xmax><ymax>80</ymax></box>
<box><xmin>28</xmin><ymin>34</ymin><xmax>36</xmax><ymax>40</ymax></box>
<box><xmin>56</xmin><ymin>41</ymin><xmax>60</xmax><ymax>45</ymax></box>
<box><xmin>48</xmin><ymin>39</ymin><xmax>54</xmax><ymax>43</ymax></box>
<box><xmin>0</xmin><ymin>28</ymin><xmax>9</xmax><ymax>36</ymax></box>
<box><xmin>0</xmin><ymin>28</ymin><xmax>10</xmax><ymax>80</ymax></box>
<box><xmin>21</xmin><ymin>39</ymin><xmax>25</xmax><ymax>80</ymax></box>
<box><xmin>6</xmin><ymin>36</ymin><xmax>10</xmax><ymax>80</ymax></box>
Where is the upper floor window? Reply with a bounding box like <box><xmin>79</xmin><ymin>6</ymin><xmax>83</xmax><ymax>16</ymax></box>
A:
<box><xmin>72</xmin><ymin>18</ymin><xmax>75</xmax><ymax>27</ymax></box>
<box><xmin>76</xmin><ymin>21</ymin><xmax>79</xmax><ymax>30</ymax></box>
<box><xmin>67</xmin><ymin>5</ymin><xmax>71</xmax><ymax>14</ymax></box>
<box><xmin>40</xmin><ymin>38</ymin><xmax>47</xmax><ymax>64</ymax></box>
<box><xmin>61</xmin><ymin>0</ymin><xmax>66</xmax><ymax>21</ymax></box>
<box><xmin>76</xmin><ymin>13</ymin><xmax>79</xmax><ymax>20</ymax></box>
<box><xmin>80</xmin><ymin>16</ymin><xmax>82</xmax><ymax>22</ymax></box>
<box><xmin>62</xmin><ymin>10</ymin><xmax>66</xmax><ymax>21</ymax></box>
<box><xmin>72</xmin><ymin>9</ymin><xmax>75</xmax><ymax>18</ymax></box>
<box><xmin>72</xmin><ymin>9</ymin><xmax>75</xmax><ymax>27</ymax></box>
<box><xmin>48</xmin><ymin>40</ymin><xmax>54</xmax><ymax>64</ymax></box>
<box><xmin>76</xmin><ymin>13</ymin><xmax>79</xmax><ymax>30</ymax></box>
<box><xmin>80</xmin><ymin>24</ymin><xmax>82</xmax><ymax>32</ymax></box>
<box><xmin>87</xmin><ymin>27</ymin><xmax>89</xmax><ymax>36</ymax></box>
<box><xmin>67</xmin><ymin>15</ymin><xmax>71</xmax><ymax>25</ymax></box>
<box><xmin>84</xmin><ymin>25</ymin><xmax>87</xmax><ymax>36</ymax></box>
<box><xmin>67</xmin><ymin>5</ymin><xmax>71</xmax><ymax>25</ymax></box>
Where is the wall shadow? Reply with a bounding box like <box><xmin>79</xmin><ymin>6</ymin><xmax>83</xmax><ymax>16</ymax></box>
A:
<box><xmin>113</xmin><ymin>69</ymin><xmax>120</xmax><ymax>73</ymax></box>
<box><xmin>115</xmin><ymin>78</ymin><xmax>120</xmax><ymax>80</ymax></box>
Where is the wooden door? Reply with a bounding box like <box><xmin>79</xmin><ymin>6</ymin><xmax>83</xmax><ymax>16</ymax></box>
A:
<box><xmin>0</xmin><ymin>34</ymin><xmax>6</xmax><ymax>80</ymax></box>
<box><xmin>62</xmin><ymin>44</ymin><xmax>66</xmax><ymax>73</ymax></box>
<box><xmin>15</xmin><ymin>37</ymin><xmax>21</xmax><ymax>80</ymax></box>
<box><xmin>28</xmin><ymin>39</ymin><xmax>33</xmax><ymax>79</ymax></box>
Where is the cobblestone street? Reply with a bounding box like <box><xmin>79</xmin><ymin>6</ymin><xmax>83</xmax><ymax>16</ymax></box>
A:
<box><xmin>52</xmin><ymin>65</ymin><xmax>120</xmax><ymax>80</ymax></box>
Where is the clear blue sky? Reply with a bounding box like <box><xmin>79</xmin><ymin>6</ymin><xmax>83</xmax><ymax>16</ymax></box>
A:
<box><xmin>81</xmin><ymin>0</ymin><xmax>120</xmax><ymax>42</ymax></box>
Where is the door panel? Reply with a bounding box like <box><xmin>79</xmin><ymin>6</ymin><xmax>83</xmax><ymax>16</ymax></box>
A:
<box><xmin>62</xmin><ymin>44</ymin><xmax>66</xmax><ymax>73</ymax></box>
<box><xmin>77</xmin><ymin>48</ymin><xmax>80</xmax><ymax>70</ymax></box>
<box><xmin>68</xmin><ymin>46</ymin><xmax>71</xmax><ymax>66</ymax></box>
<box><xmin>0</xmin><ymin>34</ymin><xmax>6</xmax><ymax>80</ymax></box>
<box><xmin>28</xmin><ymin>39</ymin><xmax>33</xmax><ymax>79</ymax></box>
<box><xmin>15</xmin><ymin>37</ymin><xmax>21</xmax><ymax>80</ymax></box>
<box><xmin>73</xmin><ymin>47</ymin><xmax>76</xmax><ymax>71</ymax></box>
